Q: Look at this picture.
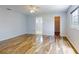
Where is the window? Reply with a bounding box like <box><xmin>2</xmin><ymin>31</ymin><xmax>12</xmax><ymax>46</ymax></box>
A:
<box><xmin>71</xmin><ymin>7</ymin><xmax>79</xmax><ymax>29</ymax></box>
<box><xmin>72</xmin><ymin>8</ymin><xmax>79</xmax><ymax>25</ymax></box>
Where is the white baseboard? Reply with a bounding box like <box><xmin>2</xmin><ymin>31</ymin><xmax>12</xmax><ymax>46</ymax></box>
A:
<box><xmin>0</xmin><ymin>32</ymin><xmax>27</xmax><ymax>41</ymax></box>
<box><xmin>66</xmin><ymin>35</ymin><xmax>79</xmax><ymax>53</ymax></box>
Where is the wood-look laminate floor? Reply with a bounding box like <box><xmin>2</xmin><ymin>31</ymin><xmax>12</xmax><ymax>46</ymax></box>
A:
<box><xmin>0</xmin><ymin>34</ymin><xmax>75</xmax><ymax>54</ymax></box>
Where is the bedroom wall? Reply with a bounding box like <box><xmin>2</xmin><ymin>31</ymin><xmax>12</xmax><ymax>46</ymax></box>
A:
<box><xmin>26</xmin><ymin>15</ymin><xmax>36</xmax><ymax>34</ymax></box>
<box><xmin>0</xmin><ymin>7</ymin><xmax>27</xmax><ymax>41</ymax></box>
<box><xmin>66</xmin><ymin>5</ymin><xmax>79</xmax><ymax>52</ymax></box>
<box><xmin>37</xmin><ymin>13</ymin><xmax>66</xmax><ymax>36</ymax></box>
<box><xmin>26</xmin><ymin>13</ymin><xmax>66</xmax><ymax>36</ymax></box>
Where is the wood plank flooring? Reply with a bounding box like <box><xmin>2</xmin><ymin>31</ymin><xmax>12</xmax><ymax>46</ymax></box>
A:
<box><xmin>0</xmin><ymin>34</ymin><xmax>76</xmax><ymax>54</ymax></box>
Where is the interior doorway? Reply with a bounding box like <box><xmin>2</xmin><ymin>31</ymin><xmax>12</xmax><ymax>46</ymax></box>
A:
<box><xmin>54</xmin><ymin>16</ymin><xmax>60</xmax><ymax>36</ymax></box>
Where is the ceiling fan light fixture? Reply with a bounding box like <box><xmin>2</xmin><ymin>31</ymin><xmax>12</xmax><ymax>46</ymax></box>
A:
<box><xmin>27</xmin><ymin>5</ymin><xmax>39</xmax><ymax>13</ymax></box>
<box><xmin>30</xmin><ymin>9</ymin><xmax>35</xmax><ymax>13</ymax></box>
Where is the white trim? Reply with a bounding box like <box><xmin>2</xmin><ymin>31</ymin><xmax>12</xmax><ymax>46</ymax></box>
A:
<box><xmin>0</xmin><ymin>32</ymin><xmax>27</xmax><ymax>41</ymax></box>
<box><xmin>66</xmin><ymin>34</ymin><xmax>79</xmax><ymax>53</ymax></box>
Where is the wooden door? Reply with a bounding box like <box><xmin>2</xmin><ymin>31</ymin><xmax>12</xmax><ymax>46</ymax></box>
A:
<box><xmin>54</xmin><ymin>16</ymin><xmax>60</xmax><ymax>36</ymax></box>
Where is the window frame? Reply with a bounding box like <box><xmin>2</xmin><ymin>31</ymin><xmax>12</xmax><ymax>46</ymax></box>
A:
<box><xmin>71</xmin><ymin>6</ymin><xmax>79</xmax><ymax>30</ymax></box>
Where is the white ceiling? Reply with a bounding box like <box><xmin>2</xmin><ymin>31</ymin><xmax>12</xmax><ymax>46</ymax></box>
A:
<box><xmin>0</xmin><ymin>5</ymin><xmax>70</xmax><ymax>15</ymax></box>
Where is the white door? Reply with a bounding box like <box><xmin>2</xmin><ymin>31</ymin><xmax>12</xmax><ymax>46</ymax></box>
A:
<box><xmin>36</xmin><ymin>17</ymin><xmax>43</xmax><ymax>35</ymax></box>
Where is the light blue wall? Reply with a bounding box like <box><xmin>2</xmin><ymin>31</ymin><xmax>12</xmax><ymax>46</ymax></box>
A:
<box><xmin>66</xmin><ymin>5</ymin><xmax>79</xmax><ymax>52</ymax></box>
<box><xmin>26</xmin><ymin>13</ymin><xmax>66</xmax><ymax>36</ymax></box>
<box><xmin>26</xmin><ymin>15</ymin><xmax>36</xmax><ymax>34</ymax></box>
<box><xmin>0</xmin><ymin>8</ymin><xmax>27</xmax><ymax>41</ymax></box>
<box><xmin>36</xmin><ymin>13</ymin><xmax>66</xmax><ymax>36</ymax></box>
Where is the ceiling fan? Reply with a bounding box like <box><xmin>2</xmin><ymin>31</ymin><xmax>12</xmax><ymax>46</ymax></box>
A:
<box><xmin>27</xmin><ymin>5</ymin><xmax>39</xmax><ymax>13</ymax></box>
